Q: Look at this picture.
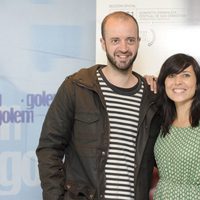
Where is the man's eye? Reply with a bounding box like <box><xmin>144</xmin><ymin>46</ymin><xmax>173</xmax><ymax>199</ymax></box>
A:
<box><xmin>127</xmin><ymin>38</ymin><xmax>136</xmax><ymax>44</ymax></box>
<box><xmin>111</xmin><ymin>39</ymin><xmax>119</xmax><ymax>44</ymax></box>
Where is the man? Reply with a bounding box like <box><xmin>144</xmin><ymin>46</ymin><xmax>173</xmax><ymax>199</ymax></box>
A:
<box><xmin>36</xmin><ymin>11</ymin><xmax>160</xmax><ymax>200</ymax></box>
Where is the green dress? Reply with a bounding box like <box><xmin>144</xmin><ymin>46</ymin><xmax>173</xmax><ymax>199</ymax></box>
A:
<box><xmin>154</xmin><ymin>126</ymin><xmax>200</xmax><ymax>200</ymax></box>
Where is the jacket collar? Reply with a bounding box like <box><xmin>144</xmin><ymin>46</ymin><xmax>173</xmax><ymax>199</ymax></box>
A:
<box><xmin>70</xmin><ymin>64</ymin><xmax>105</xmax><ymax>90</ymax></box>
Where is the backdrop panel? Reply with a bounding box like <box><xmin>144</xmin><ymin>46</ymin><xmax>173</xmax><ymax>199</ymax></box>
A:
<box><xmin>0</xmin><ymin>0</ymin><xmax>96</xmax><ymax>199</ymax></box>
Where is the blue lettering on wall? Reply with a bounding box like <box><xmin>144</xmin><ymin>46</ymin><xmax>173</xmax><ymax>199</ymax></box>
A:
<box><xmin>26</xmin><ymin>91</ymin><xmax>55</xmax><ymax>109</ymax></box>
<box><xmin>0</xmin><ymin>91</ymin><xmax>55</xmax><ymax>126</ymax></box>
<box><xmin>0</xmin><ymin>108</ymin><xmax>34</xmax><ymax>126</ymax></box>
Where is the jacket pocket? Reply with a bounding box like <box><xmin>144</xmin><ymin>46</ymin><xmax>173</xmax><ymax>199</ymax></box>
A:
<box><xmin>64</xmin><ymin>180</ymin><xmax>96</xmax><ymax>200</ymax></box>
<box><xmin>74</xmin><ymin>112</ymin><xmax>100</xmax><ymax>141</ymax></box>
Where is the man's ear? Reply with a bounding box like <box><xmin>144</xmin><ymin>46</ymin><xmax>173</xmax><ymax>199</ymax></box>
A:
<box><xmin>137</xmin><ymin>37</ymin><xmax>141</xmax><ymax>49</ymax></box>
<box><xmin>100</xmin><ymin>38</ymin><xmax>106</xmax><ymax>51</ymax></box>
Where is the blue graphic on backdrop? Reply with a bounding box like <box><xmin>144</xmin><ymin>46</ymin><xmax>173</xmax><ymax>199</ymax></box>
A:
<box><xmin>0</xmin><ymin>77</ymin><xmax>54</xmax><ymax>199</ymax></box>
<box><xmin>0</xmin><ymin>0</ymin><xmax>96</xmax><ymax>199</ymax></box>
<box><xmin>31</xmin><ymin>26</ymin><xmax>81</xmax><ymax>71</ymax></box>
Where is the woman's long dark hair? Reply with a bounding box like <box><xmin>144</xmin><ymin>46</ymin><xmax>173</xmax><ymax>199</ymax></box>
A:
<box><xmin>157</xmin><ymin>53</ymin><xmax>200</xmax><ymax>136</ymax></box>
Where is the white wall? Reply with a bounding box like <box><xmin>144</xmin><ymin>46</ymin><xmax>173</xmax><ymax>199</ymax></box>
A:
<box><xmin>96</xmin><ymin>0</ymin><xmax>200</xmax><ymax>76</ymax></box>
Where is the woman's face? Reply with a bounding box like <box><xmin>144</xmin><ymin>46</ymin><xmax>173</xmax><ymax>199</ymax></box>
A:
<box><xmin>164</xmin><ymin>65</ymin><xmax>197</xmax><ymax>106</ymax></box>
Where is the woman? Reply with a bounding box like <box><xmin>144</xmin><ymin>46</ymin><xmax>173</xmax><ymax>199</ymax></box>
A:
<box><xmin>153</xmin><ymin>53</ymin><xmax>200</xmax><ymax>199</ymax></box>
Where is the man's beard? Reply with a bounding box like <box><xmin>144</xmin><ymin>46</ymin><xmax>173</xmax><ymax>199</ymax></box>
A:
<box><xmin>106</xmin><ymin>51</ymin><xmax>138</xmax><ymax>72</ymax></box>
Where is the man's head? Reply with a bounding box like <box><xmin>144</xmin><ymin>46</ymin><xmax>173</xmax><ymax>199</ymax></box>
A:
<box><xmin>100</xmin><ymin>11</ymin><xmax>140</xmax><ymax>72</ymax></box>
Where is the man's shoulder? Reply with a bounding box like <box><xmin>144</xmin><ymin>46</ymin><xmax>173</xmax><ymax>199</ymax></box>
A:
<box><xmin>64</xmin><ymin>64</ymin><xmax>106</xmax><ymax>87</ymax></box>
<box><xmin>69</xmin><ymin>64</ymin><xmax>105</xmax><ymax>79</ymax></box>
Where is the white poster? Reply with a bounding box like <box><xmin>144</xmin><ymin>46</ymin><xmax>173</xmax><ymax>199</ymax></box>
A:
<box><xmin>96</xmin><ymin>0</ymin><xmax>200</xmax><ymax>75</ymax></box>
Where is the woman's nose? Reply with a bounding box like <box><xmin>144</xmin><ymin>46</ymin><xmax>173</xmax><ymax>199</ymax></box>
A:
<box><xmin>174</xmin><ymin>76</ymin><xmax>182</xmax><ymax>85</ymax></box>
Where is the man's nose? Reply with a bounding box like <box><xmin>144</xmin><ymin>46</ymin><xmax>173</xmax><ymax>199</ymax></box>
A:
<box><xmin>119</xmin><ymin>41</ymin><xmax>128</xmax><ymax>52</ymax></box>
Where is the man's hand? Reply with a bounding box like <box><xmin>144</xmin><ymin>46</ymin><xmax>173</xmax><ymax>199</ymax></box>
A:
<box><xmin>144</xmin><ymin>75</ymin><xmax>157</xmax><ymax>94</ymax></box>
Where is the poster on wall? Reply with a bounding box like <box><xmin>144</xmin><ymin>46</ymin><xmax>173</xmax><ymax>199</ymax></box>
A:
<box><xmin>96</xmin><ymin>0</ymin><xmax>200</xmax><ymax>75</ymax></box>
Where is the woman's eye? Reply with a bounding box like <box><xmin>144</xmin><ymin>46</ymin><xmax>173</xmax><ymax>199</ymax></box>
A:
<box><xmin>167</xmin><ymin>74</ymin><xmax>175</xmax><ymax>78</ymax></box>
<box><xmin>183</xmin><ymin>73</ymin><xmax>190</xmax><ymax>77</ymax></box>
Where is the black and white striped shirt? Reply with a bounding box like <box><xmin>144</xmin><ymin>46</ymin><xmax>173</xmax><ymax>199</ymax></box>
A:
<box><xmin>97</xmin><ymin>69</ymin><xmax>144</xmax><ymax>200</ymax></box>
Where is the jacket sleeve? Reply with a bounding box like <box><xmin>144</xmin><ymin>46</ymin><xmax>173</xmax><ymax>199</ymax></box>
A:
<box><xmin>36</xmin><ymin>78</ymin><xmax>74</xmax><ymax>200</ymax></box>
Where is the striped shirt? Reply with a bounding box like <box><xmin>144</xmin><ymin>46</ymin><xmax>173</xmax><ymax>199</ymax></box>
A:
<box><xmin>97</xmin><ymin>69</ymin><xmax>144</xmax><ymax>200</ymax></box>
